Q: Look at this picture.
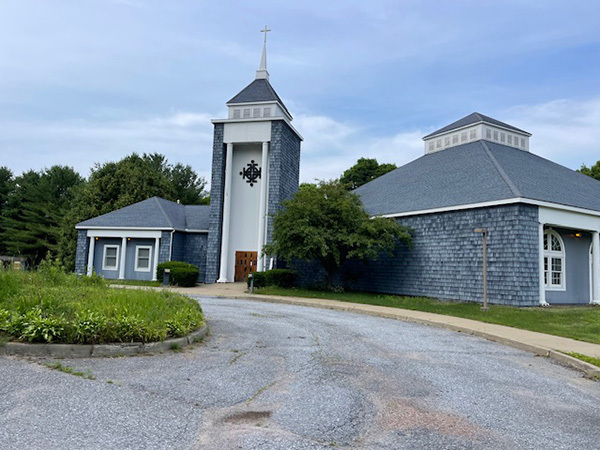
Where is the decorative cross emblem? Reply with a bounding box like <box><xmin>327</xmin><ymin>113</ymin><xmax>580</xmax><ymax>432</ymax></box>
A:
<box><xmin>260</xmin><ymin>25</ymin><xmax>271</xmax><ymax>43</ymax></box>
<box><xmin>240</xmin><ymin>160</ymin><xmax>261</xmax><ymax>187</ymax></box>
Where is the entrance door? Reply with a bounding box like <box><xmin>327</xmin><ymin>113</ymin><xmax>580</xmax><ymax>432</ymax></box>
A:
<box><xmin>235</xmin><ymin>251</ymin><xmax>257</xmax><ymax>282</ymax></box>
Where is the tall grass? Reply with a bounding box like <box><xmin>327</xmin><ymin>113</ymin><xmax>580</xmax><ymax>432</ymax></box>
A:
<box><xmin>0</xmin><ymin>263</ymin><xmax>204</xmax><ymax>344</ymax></box>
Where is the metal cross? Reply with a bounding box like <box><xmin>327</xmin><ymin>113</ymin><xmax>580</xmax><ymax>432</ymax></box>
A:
<box><xmin>260</xmin><ymin>25</ymin><xmax>271</xmax><ymax>44</ymax></box>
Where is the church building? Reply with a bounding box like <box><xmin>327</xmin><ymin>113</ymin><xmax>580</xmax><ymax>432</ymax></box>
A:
<box><xmin>74</xmin><ymin>35</ymin><xmax>600</xmax><ymax>307</ymax></box>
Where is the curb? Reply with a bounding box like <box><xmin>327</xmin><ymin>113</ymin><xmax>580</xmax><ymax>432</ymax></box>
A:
<box><xmin>0</xmin><ymin>325</ymin><xmax>209</xmax><ymax>358</ymax></box>
<box><xmin>193</xmin><ymin>292</ymin><xmax>600</xmax><ymax>379</ymax></box>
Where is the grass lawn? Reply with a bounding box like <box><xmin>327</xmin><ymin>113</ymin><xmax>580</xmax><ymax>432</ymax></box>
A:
<box><xmin>0</xmin><ymin>265</ymin><xmax>204</xmax><ymax>344</ymax></box>
<box><xmin>255</xmin><ymin>287</ymin><xmax>600</xmax><ymax>345</ymax></box>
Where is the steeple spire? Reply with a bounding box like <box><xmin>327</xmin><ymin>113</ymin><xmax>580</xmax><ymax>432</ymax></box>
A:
<box><xmin>256</xmin><ymin>25</ymin><xmax>271</xmax><ymax>80</ymax></box>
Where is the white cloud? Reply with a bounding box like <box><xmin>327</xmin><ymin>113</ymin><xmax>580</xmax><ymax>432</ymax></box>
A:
<box><xmin>295</xmin><ymin>114</ymin><xmax>424</xmax><ymax>183</ymax></box>
<box><xmin>503</xmin><ymin>97</ymin><xmax>600</xmax><ymax>169</ymax></box>
<box><xmin>0</xmin><ymin>111</ymin><xmax>215</xmax><ymax>182</ymax></box>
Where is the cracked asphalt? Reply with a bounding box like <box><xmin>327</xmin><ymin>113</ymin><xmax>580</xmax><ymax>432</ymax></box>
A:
<box><xmin>1</xmin><ymin>296</ymin><xmax>600</xmax><ymax>449</ymax></box>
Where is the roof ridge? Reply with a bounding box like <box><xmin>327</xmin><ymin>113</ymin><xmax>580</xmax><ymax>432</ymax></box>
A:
<box><xmin>480</xmin><ymin>141</ymin><xmax>522</xmax><ymax>198</ymax></box>
<box><xmin>153</xmin><ymin>197</ymin><xmax>175</xmax><ymax>229</ymax></box>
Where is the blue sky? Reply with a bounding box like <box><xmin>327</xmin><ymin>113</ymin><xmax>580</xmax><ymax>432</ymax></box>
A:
<box><xmin>1</xmin><ymin>0</ymin><xmax>599</xmax><ymax>185</ymax></box>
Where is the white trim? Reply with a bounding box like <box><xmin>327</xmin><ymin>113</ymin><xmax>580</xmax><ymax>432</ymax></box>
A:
<box><xmin>378</xmin><ymin>197</ymin><xmax>600</xmax><ymax>221</ymax></box>
<box><xmin>256</xmin><ymin>141</ymin><xmax>269</xmax><ymax>271</ymax></box>
<box><xmin>102</xmin><ymin>245</ymin><xmax>120</xmax><ymax>271</ymax></box>
<box><xmin>134</xmin><ymin>245</ymin><xmax>152</xmax><ymax>272</ymax></box>
<box><xmin>86</xmin><ymin>229</ymin><xmax>162</xmax><ymax>239</ymax></box>
<box><xmin>118</xmin><ymin>237</ymin><xmax>127</xmax><ymax>279</ymax></box>
<box><xmin>218</xmin><ymin>143</ymin><xmax>234</xmax><ymax>282</ymax></box>
<box><xmin>76</xmin><ymin>226</ymin><xmax>209</xmax><ymax>233</ymax></box>
<box><xmin>593</xmin><ymin>232</ymin><xmax>600</xmax><ymax>304</ymax></box>
<box><xmin>538</xmin><ymin>223</ymin><xmax>548</xmax><ymax>306</ymax></box>
<box><xmin>152</xmin><ymin>237</ymin><xmax>160</xmax><ymax>281</ymax></box>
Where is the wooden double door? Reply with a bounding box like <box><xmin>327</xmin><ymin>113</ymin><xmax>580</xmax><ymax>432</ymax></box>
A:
<box><xmin>234</xmin><ymin>251</ymin><xmax>258</xmax><ymax>282</ymax></box>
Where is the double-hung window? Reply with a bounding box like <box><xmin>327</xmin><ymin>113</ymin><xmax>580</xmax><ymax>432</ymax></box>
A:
<box><xmin>135</xmin><ymin>246</ymin><xmax>152</xmax><ymax>272</ymax></box>
<box><xmin>102</xmin><ymin>245</ymin><xmax>119</xmax><ymax>271</ymax></box>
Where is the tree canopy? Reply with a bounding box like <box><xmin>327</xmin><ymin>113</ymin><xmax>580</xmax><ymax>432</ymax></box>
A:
<box><xmin>1</xmin><ymin>166</ymin><xmax>84</xmax><ymax>264</ymax></box>
<box><xmin>264</xmin><ymin>180</ymin><xmax>412</xmax><ymax>287</ymax></box>
<box><xmin>339</xmin><ymin>157</ymin><xmax>397</xmax><ymax>190</ymax></box>
<box><xmin>578</xmin><ymin>161</ymin><xmax>600</xmax><ymax>181</ymax></box>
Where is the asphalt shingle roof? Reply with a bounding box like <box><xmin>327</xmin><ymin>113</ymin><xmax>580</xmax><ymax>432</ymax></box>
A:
<box><xmin>423</xmin><ymin>112</ymin><xmax>529</xmax><ymax>139</ymax></box>
<box><xmin>356</xmin><ymin>141</ymin><xmax>600</xmax><ymax>216</ymax></box>
<box><xmin>77</xmin><ymin>197</ymin><xmax>210</xmax><ymax>230</ymax></box>
<box><xmin>227</xmin><ymin>78</ymin><xmax>291</xmax><ymax>117</ymax></box>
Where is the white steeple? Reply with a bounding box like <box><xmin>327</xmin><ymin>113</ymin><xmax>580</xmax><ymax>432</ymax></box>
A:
<box><xmin>256</xmin><ymin>25</ymin><xmax>270</xmax><ymax>80</ymax></box>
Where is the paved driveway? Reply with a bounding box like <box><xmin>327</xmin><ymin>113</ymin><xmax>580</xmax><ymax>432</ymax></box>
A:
<box><xmin>1</xmin><ymin>297</ymin><xmax>599</xmax><ymax>449</ymax></box>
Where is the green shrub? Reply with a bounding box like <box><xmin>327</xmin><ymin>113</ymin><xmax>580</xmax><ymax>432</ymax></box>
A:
<box><xmin>20</xmin><ymin>309</ymin><xmax>67</xmax><ymax>343</ymax></box>
<box><xmin>248</xmin><ymin>269</ymin><xmax>297</xmax><ymax>289</ymax></box>
<box><xmin>156</xmin><ymin>261</ymin><xmax>200</xmax><ymax>287</ymax></box>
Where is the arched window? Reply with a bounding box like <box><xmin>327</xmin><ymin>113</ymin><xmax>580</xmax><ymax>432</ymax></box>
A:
<box><xmin>544</xmin><ymin>229</ymin><xmax>565</xmax><ymax>290</ymax></box>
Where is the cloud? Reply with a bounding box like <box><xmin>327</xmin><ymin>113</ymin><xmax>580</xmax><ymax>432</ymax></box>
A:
<box><xmin>0</xmin><ymin>111</ymin><xmax>215</xmax><ymax>182</ymax></box>
<box><xmin>295</xmin><ymin>114</ymin><xmax>424</xmax><ymax>183</ymax></box>
<box><xmin>503</xmin><ymin>97</ymin><xmax>600</xmax><ymax>169</ymax></box>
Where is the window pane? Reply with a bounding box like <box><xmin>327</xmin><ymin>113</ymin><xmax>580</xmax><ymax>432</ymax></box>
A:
<box><xmin>551</xmin><ymin>235</ymin><xmax>561</xmax><ymax>251</ymax></box>
<box><xmin>137</xmin><ymin>258</ymin><xmax>149</xmax><ymax>269</ymax></box>
<box><xmin>106</xmin><ymin>247</ymin><xmax>117</xmax><ymax>258</ymax></box>
<box><xmin>544</xmin><ymin>235</ymin><xmax>548</xmax><ymax>251</ymax></box>
<box><xmin>552</xmin><ymin>258</ymin><xmax>562</xmax><ymax>272</ymax></box>
<box><xmin>552</xmin><ymin>272</ymin><xmax>561</xmax><ymax>285</ymax></box>
<box><xmin>138</xmin><ymin>248</ymin><xmax>150</xmax><ymax>259</ymax></box>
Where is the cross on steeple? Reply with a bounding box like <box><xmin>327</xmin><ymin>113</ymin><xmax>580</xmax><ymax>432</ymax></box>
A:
<box><xmin>260</xmin><ymin>25</ymin><xmax>271</xmax><ymax>44</ymax></box>
<box><xmin>256</xmin><ymin>25</ymin><xmax>271</xmax><ymax>80</ymax></box>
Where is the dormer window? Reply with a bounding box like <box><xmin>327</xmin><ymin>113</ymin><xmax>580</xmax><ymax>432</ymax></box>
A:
<box><xmin>444</xmin><ymin>137</ymin><xmax>450</xmax><ymax>146</ymax></box>
<box><xmin>493</xmin><ymin>130</ymin><xmax>498</xmax><ymax>141</ymax></box>
<box><xmin>263</xmin><ymin>107</ymin><xmax>271</xmax><ymax>117</ymax></box>
<box><xmin>233</xmin><ymin>109</ymin><xmax>241</xmax><ymax>119</ymax></box>
<box><xmin>507</xmin><ymin>135</ymin><xmax>513</xmax><ymax>145</ymax></box>
<box><xmin>520</xmin><ymin>138</ymin><xmax>526</xmax><ymax>148</ymax></box>
<box><xmin>243</xmin><ymin>109</ymin><xmax>250</xmax><ymax>118</ymax></box>
<box><xmin>461</xmin><ymin>132</ymin><xmax>467</xmax><ymax>142</ymax></box>
<box><xmin>253</xmin><ymin>108</ymin><xmax>260</xmax><ymax>118</ymax></box>
<box><xmin>486</xmin><ymin>128</ymin><xmax>492</xmax><ymax>139</ymax></box>
<box><xmin>469</xmin><ymin>129</ymin><xmax>476</xmax><ymax>140</ymax></box>
<box><xmin>452</xmin><ymin>134</ymin><xmax>458</xmax><ymax>144</ymax></box>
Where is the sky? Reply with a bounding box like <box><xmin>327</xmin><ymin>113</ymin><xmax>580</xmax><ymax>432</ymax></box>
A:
<box><xmin>1</xmin><ymin>0</ymin><xmax>600</xmax><ymax>187</ymax></box>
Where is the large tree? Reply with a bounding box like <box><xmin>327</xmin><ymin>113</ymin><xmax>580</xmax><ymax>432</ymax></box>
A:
<box><xmin>58</xmin><ymin>153</ymin><xmax>208</xmax><ymax>269</ymax></box>
<box><xmin>1</xmin><ymin>166</ymin><xmax>84</xmax><ymax>264</ymax></box>
<box><xmin>264</xmin><ymin>180</ymin><xmax>412</xmax><ymax>287</ymax></box>
<box><xmin>340</xmin><ymin>157</ymin><xmax>397</xmax><ymax>190</ymax></box>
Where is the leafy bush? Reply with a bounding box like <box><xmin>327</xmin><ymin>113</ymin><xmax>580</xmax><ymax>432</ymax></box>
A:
<box><xmin>157</xmin><ymin>261</ymin><xmax>200</xmax><ymax>287</ymax></box>
<box><xmin>248</xmin><ymin>269</ymin><xmax>297</xmax><ymax>289</ymax></box>
<box><xmin>0</xmin><ymin>267</ymin><xmax>204</xmax><ymax>344</ymax></box>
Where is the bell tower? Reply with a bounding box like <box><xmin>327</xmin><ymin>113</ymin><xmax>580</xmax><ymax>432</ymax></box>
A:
<box><xmin>206</xmin><ymin>28</ymin><xmax>303</xmax><ymax>283</ymax></box>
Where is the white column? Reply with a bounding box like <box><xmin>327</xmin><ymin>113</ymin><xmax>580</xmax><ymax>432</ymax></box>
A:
<box><xmin>152</xmin><ymin>237</ymin><xmax>160</xmax><ymax>281</ymax></box>
<box><xmin>86</xmin><ymin>236</ymin><xmax>95</xmax><ymax>277</ymax></box>
<box><xmin>118</xmin><ymin>237</ymin><xmax>127</xmax><ymax>279</ymax></box>
<box><xmin>256</xmin><ymin>141</ymin><xmax>269</xmax><ymax>271</ymax></box>
<box><xmin>539</xmin><ymin>223</ymin><xmax>549</xmax><ymax>306</ymax></box>
<box><xmin>218</xmin><ymin>143</ymin><xmax>234</xmax><ymax>282</ymax></box>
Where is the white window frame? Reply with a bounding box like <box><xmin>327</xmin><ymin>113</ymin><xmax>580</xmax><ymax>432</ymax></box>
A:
<box><xmin>102</xmin><ymin>245</ymin><xmax>119</xmax><ymax>271</ymax></box>
<box><xmin>134</xmin><ymin>245</ymin><xmax>152</xmax><ymax>272</ymax></box>
<box><xmin>544</xmin><ymin>229</ymin><xmax>566</xmax><ymax>291</ymax></box>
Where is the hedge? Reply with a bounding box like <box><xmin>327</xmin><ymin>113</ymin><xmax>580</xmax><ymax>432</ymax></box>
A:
<box><xmin>248</xmin><ymin>269</ymin><xmax>297</xmax><ymax>289</ymax></box>
<box><xmin>156</xmin><ymin>261</ymin><xmax>200</xmax><ymax>287</ymax></box>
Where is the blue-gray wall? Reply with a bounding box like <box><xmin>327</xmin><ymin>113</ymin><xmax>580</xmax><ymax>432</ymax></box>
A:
<box><xmin>123</xmin><ymin>238</ymin><xmax>155</xmax><ymax>281</ymax></box>
<box><xmin>206</xmin><ymin>123</ymin><xmax>225</xmax><ymax>283</ymax></box>
<box><xmin>546</xmin><ymin>228</ymin><xmax>591</xmax><ymax>305</ymax></box>
<box><xmin>74</xmin><ymin>230</ymin><xmax>89</xmax><ymax>275</ymax></box>
<box><xmin>351</xmin><ymin>204</ymin><xmax>540</xmax><ymax>306</ymax></box>
<box><xmin>267</xmin><ymin>120</ymin><xmax>302</xmax><ymax>244</ymax></box>
<box><xmin>92</xmin><ymin>238</ymin><xmax>122</xmax><ymax>279</ymax></box>
<box><xmin>183</xmin><ymin>233</ymin><xmax>208</xmax><ymax>282</ymax></box>
<box><xmin>171</xmin><ymin>231</ymin><xmax>186</xmax><ymax>261</ymax></box>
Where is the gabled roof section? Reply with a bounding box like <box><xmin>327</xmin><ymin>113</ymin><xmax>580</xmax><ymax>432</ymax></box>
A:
<box><xmin>227</xmin><ymin>78</ymin><xmax>291</xmax><ymax>117</ymax></box>
<box><xmin>77</xmin><ymin>197</ymin><xmax>210</xmax><ymax>231</ymax></box>
<box><xmin>356</xmin><ymin>141</ymin><xmax>600</xmax><ymax>217</ymax></box>
<box><xmin>424</xmin><ymin>112</ymin><xmax>529</xmax><ymax>139</ymax></box>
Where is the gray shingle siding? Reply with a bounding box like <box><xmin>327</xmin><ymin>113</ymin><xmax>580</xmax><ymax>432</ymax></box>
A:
<box><xmin>206</xmin><ymin>123</ymin><xmax>225</xmax><ymax>283</ymax></box>
<box><xmin>159</xmin><ymin>231</ymin><xmax>171</xmax><ymax>264</ymax></box>
<box><xmin>349</xmin><ymin>204</ymin><xmax>539</xmax><ymax>306</ymax></box>
<box><xmin>74</xmin><ymin>230</ymin><xmax>89</xmax><ymax>275</ymax></box>
<box><xmin>183</xmin><ymin>234</ymin><xmax>208</xmax><ymax>282</ymax></box>
<box><xmin>267</xmin><ymin>120</ymin><xmax>301</xmax><ymax>244</ymax></box>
